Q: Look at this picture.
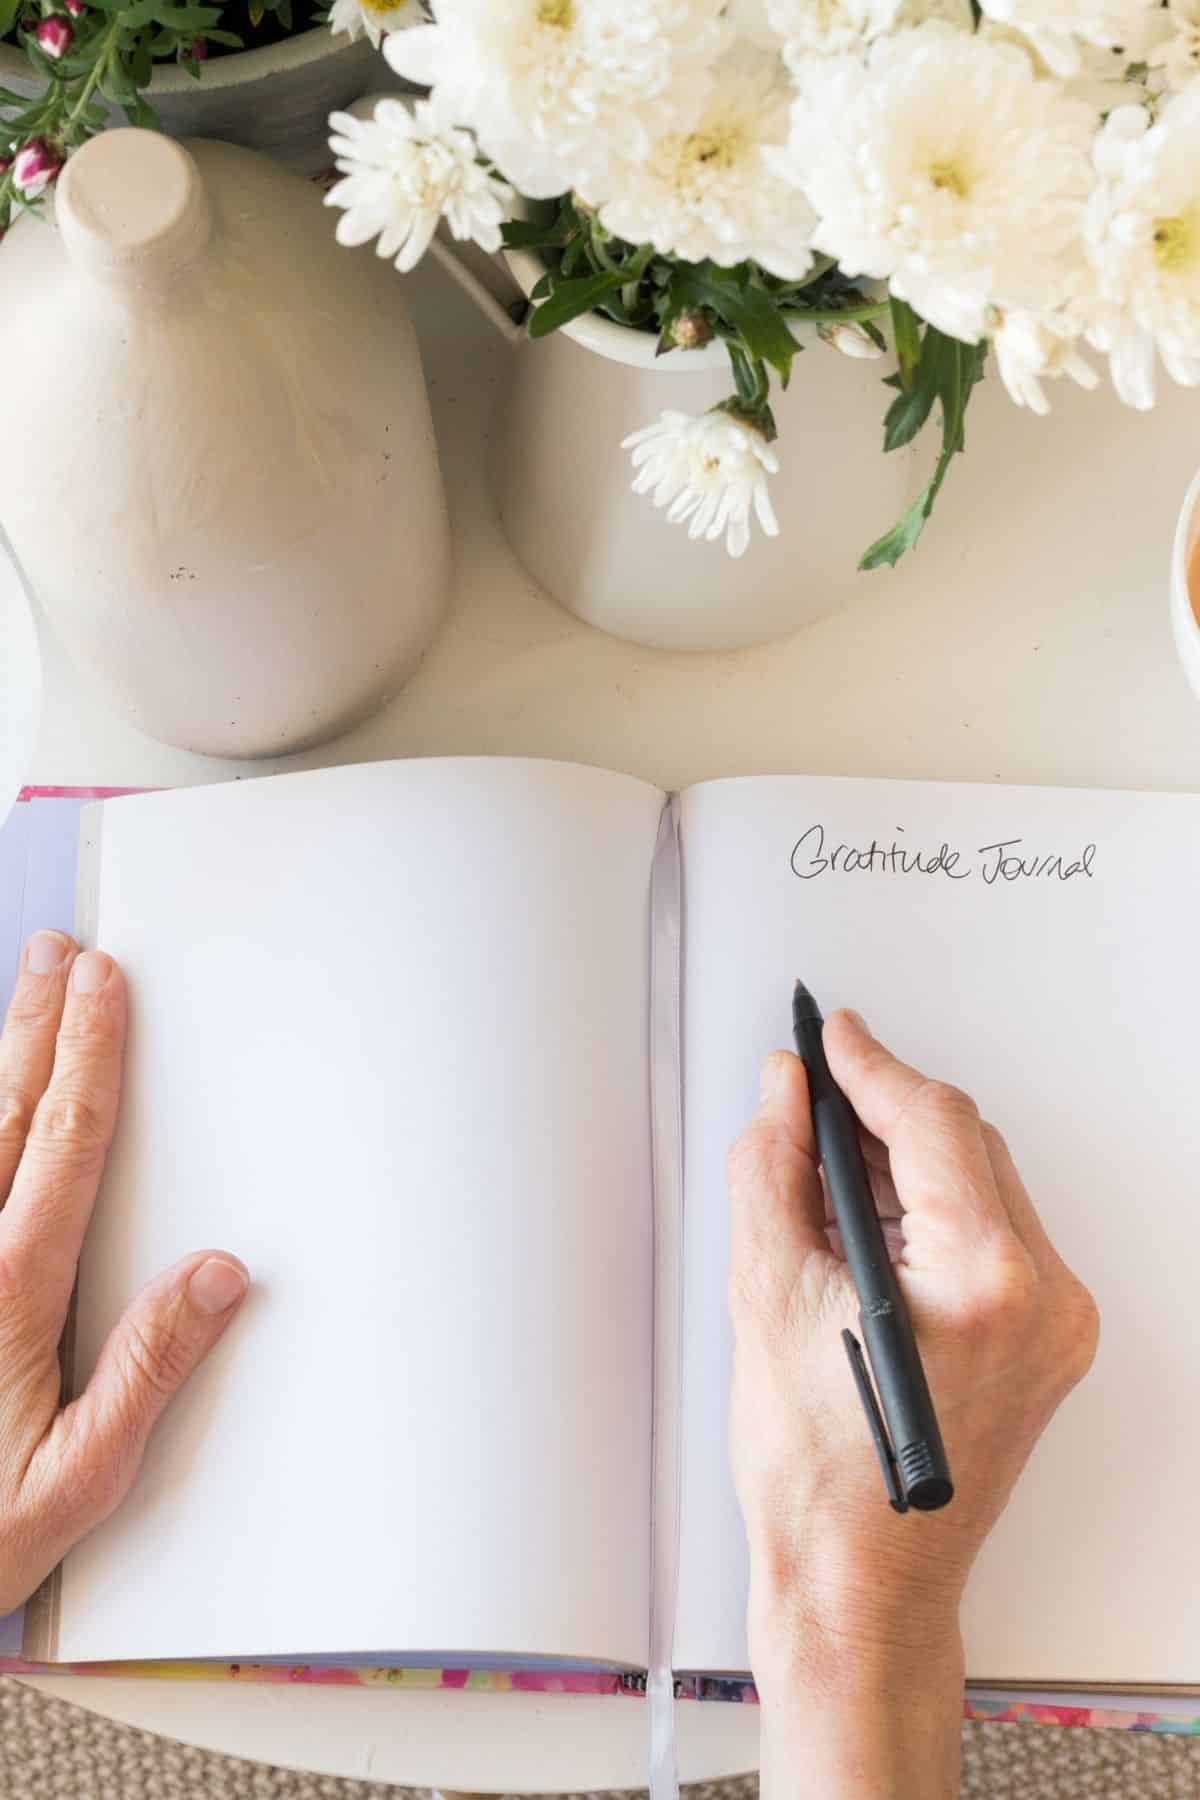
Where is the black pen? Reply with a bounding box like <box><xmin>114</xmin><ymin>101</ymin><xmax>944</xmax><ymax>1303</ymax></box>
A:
<box><xmin>792</xmin><ymin>980</ymin><xmax>954</xmax><ymax>1513</ymax></box>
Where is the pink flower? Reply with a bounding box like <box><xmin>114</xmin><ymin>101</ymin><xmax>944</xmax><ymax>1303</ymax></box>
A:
<box><xmin>185</xmin><ymin>34</ymin><xmax>207</xmax><ymax>57</ymax></box>
<box><xmin>35</xmin><ymin>15</ymin><xmax>72</xmax><ymax>57</ymax></box>
<box><xmin>63</xmin><ymin>0</ymin><xmax>85</xmax><ymax>15</ymax></box>
<box><xmin>12</xmin><ymin>137</ymin><xmax>64</xmax><ymax>198</ymax></box>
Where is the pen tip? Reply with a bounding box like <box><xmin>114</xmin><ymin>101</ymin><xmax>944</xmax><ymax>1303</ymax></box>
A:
<box><xmin>792</xmin><ymin>979</ymin><xmax>822</xmax><ymax>1024</ymax></box>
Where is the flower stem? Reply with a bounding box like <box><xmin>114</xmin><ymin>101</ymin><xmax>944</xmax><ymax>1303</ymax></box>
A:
<box><xmin>65</xmin><ymin>14</ymin><xmax>123</xmax><ymax>131</ymax></box>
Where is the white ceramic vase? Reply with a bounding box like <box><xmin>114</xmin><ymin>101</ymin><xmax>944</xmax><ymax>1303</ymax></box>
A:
<box><xmin>485</xmin><ymin>247</ymin><xmax>915</xmax><ymax>654</ymax></box>
<box><xmin>0</xmin><ymin>31</ymin><xmax>399</xmax><ymax>176</ymax></box>
<box><xmin>0</xmin><ymin>128</ymin><xmax>450</xmax><ymax>758</ymax></box>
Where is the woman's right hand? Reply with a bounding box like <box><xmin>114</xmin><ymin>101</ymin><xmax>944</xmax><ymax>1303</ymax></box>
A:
<box><xmin>726</xmin><ymin>1010</ymin><xmax>1099</xmax><ymax>1798</ymax></box>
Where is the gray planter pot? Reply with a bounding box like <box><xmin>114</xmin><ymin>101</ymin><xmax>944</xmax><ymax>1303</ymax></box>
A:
<box><xmin>0</xmin><ymin>27</ymin><xmax>398</xmax><ymax>175</ymax></box>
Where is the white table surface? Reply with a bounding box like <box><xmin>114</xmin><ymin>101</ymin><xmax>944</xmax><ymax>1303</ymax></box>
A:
<box><xmin>11</xmin><ymin>245</ymin><xmax>1200</xmax><ymax>1791</ymax></box>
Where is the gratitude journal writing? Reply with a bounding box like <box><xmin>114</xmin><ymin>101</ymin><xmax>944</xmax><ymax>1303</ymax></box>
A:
<box><xmin>789</xmin><ymin>823</ymin><xmax>1098</xmax><ymax>886</ymax></box>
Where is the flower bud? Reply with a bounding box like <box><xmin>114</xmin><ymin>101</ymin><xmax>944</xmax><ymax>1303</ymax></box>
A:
<box><xmin>12</xmin><ymin>136</ymin><xmax>64</xmax><ymax>197</ymax></box>
<box><xmin>35</xmin><ymin>14</ymin><xmax>72</xmax><ymax>56</ymax></box>
<box><xmin>64</xmin><ymin>0</ymin><xmax>85</xmax><ymax>17</ymax></box>
<box><xmin>818</xmin><ymin>319</ymin><xmax>884</xmax><ymax>361</ymax></box>
<box><xmin>186</xmin><ymin>34</ymin><xmax>208</xmax><ymax>57</ymax></box>
<box><xmin>669</xmin><ymin>309</ymin><xmax>713</xmax><ymax>352</ymax></box>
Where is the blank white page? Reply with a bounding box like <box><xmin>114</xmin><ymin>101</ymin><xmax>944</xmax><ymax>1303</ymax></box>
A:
<box><xmin>675</xmin><ymin>774</ymin><xmax>1200</xmax><ymax>1683</ymax></box>
<box><xmin>59</xmin><ymin>758</ymin><xmax>664</xmax><ymax>1665</ymax></box>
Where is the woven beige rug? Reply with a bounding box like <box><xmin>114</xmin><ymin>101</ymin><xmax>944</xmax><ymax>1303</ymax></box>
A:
<box><xmin>3</xmin><ymin>1679</ymin><xmax>1200</xmax><ymax>1799</ymax></box>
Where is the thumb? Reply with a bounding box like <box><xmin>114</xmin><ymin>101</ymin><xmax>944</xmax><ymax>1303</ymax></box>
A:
<box><xmin>727</xmin><ymin>1051</ymin><xmax>836</xmax><ymax>1316</ymax></box>
<box><xmin>51</xmin><ymin>1251</ymin><xmax>249</xmax><ymax>1536</ymax></box>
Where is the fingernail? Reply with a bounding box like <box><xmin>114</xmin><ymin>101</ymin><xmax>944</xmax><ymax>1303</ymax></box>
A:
<box><xmin>72</xmin><ymin>951</ymin><xmax>112</xmax><ymax>994</ymax></box>
<box><xmin>187</xmin><ymin>1257</ymin><xmax>249</xmax><ymax>1315</ymax></box>
<box><xmin>26</xmin><ymin>930</ymin><xmax>70</xmax><ymax>974</ymax></box>
<box><xmin>760</xmin><ymin>1054</ymin><xmax>785</xmax><ymax>1103</ymax></box>
<box><xmin>844</xmin><ymin>1009</ymin><xmax>869</xmax><ymax>1034</ymax></box>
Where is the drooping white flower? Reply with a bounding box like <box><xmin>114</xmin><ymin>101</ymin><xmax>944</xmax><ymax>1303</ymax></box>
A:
<box><xmin>990</xmin><ymin>308</ymin><xmax>1098</xmax><ymax>412</ymax></box>
<box><xmin>328</xmin><ymin>0</ymin><xmax>419</xmax><ymax>48</ymax></box>
<box><xmin>597</xmin><ymin>44</ymin><xmax>815</xmax><ymax>279</ymax></box>
<box><xmin>1084</xmin><ymin>93</ymin><xmax>1200</xmax><ymax>408</ymax></box>
<box><xmin>769</xmin><ymin>25</ymin><xmax>1095</xmax><ymax>344</ymax></box>
<box><xmin>1148</xmin><ymin>0</ymin><xmax>1200</xmax><ymax>93</ymax></box>
<box><xmin>622</xmin><ymin>408</ymin><xmax>780</xmax><ymax>558</ymax></box>
<box><xmin>326</xmin><ymin>96</ymin><xmax>513</xmax><ymax>275</ymax></box>
<box><xmin>977</xmin><ymin>0</ymin><xmax>1158</xmax><ymax>77</ymax></box>
<box><xmin>774</xmin><ymin>0</ymin><xmax>903</xmax><ymax>60</ymax></box>
<box><xmin>383</xmin><ymin>0</ymin><xmax>730</xmax><ymax>201</ymax></box>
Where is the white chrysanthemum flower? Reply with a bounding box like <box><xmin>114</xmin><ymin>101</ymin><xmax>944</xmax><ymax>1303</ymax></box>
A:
<box><xmin>774</xmin><ymin>0</ymin><xmax>903</xmax><ymax>60</ymax></box>
<box><xmin>1148</xmin><ymin>0</ymin><xmax>1200</xmax><ymax>92</ymax></box>
<box><xmin>894</xmin><ymin>0</ymin><xmax>974</xmax><ymax>28</ymax></box>
<box><xmin>1084</xmin><ymin>93</ymin><xmax>1200</xmax><ymax>408</ymax></box>
<box><xmin>622</xmin><ymin>409</ymin><xmax>780</xmax><ymax>559</ymax></box>
<box><xmin>990</xmin><ymin>308</ymin><xmax>1098</xmax><ymax>412</ymax></box>
<box><xmin>598</xmin><ymin>45</ymin><xmax>815</xmax><ymax>279</ymax></box>
<box><xmin>328</xmin><ymin>0</ymin><xmax>419</xmax><ymax>49</ymax></box>
<box><xmin>384</xmin><ymin>0</ymin><xmax>730</xmax><ymax>200</ymax></box>
<box><xmin>326</xmin><ymin>96</ymin><xmax>513</xmax><ymax>275</ymax></box>
<box><xmin>726</xmin><ymin>0</ymin><xmax>783</xmax><ymax>44</ymax></box>
<box><xmin>768</xmin><ymin>26</ymin><xmax>1095</xmax><ymax>344</ymax></box>
<box><xmin>977</xmin><ymin>0</ymin><xmax>1158</xmax><ymax>77</ymax></box>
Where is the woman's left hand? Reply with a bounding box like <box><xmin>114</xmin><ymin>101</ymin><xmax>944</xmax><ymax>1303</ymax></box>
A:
<box><xmin>0</xmin><ymin>931</ymin><xmax>249</xmax><ymax>1617</ymax></box>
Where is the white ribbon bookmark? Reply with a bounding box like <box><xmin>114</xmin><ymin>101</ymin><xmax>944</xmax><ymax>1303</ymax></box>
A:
<box><xmin>647</xmin><ymin>795</ymin><xmax>684</xmax><ymax>1800</ymax></box>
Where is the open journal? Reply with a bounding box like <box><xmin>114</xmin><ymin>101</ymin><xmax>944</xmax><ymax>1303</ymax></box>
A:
<box><xmin>17</xmin><ymin>758</ymin><xmax>1200</xmax><ymax>1693</ymax></box>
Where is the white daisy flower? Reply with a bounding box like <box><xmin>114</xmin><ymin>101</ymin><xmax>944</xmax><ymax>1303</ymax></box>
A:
<box><xmin>326</xmin><ymin>96</ymin><xmax>513</xmax><ymax>275</ymax></box>
<box><xmin>977</xmin><ymin>0</ymin><xmax>1158</xmax><ymax>77</ymax></box>
<box><xmin>598</xmin><ymin>44</ymin><xmax>815</xmax><ymax>280</ymax></box>
<box><xmin>769</xmin><ymin>25</ymin><xmax>1095</xmax><ymax>345</ymax></box>
<box><xmin>622</xmin><ymin>408</ymin><xmax>780</xmax><ymax>559</ymax></box>
<box><xmin>1084</xmin><ymin>92</ymin><xmax>1200</xmax><ymax>408</ymax></box>
<box><xmin>383</xmin><ymin>0</ymin><xmax>730</xmax><ymax>201</ymax></box>
<box><xmin>990</xmin><ymin>308</ymin><xmax>1098</xmax><ymax>413</ymax></box>
<box><xmin>1148</xmin><ymin>0</ymin><xmax>1200</xmax><ymax>92</ymax></box>
<box><xmin>774</xmin><ymin>0</ymin><xmax>903</xmax><ymax>61</ymax></box>
<box><xmin>328</xmin><ymin>0</ymin><xmax>419</xmax><ymax>49</ymax></box>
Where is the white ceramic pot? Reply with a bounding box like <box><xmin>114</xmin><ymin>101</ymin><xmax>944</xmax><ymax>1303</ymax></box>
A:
<box><xmin>1170</xmin><ymin>464</ymin><xmax>1200</xmax><ymax>702</ymax></box>
<box><xmin>486</xmin><ymin>246</ymin><xmax>915</xmax><ymax>654</ymax></box>
<box><xmin>0</xmin><ymin>128</ymin><xmax>450</xmax><ymax>758</ymax></box>
<box><xmin>0</xmin><ymin>29</ymin><xmax>395</xmax><ymax>176</ymax></box>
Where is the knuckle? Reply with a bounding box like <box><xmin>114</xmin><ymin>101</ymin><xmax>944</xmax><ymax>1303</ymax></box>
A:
<box><xmin>29</xmin><ymin>1090</ymin><xmax>111</xmax><ymax>1161</ymax></box>
<box><xmin>4</xmin><ymin>986</ymin><xmax>58</xmax><ymax>1032</ymax></box>
<box><xmin>921</xmin><ymin>1079</ymin><xmax>979</xmax><ymax>1127</ymax></box>
<box><xmin>962</xmin><ymin>1247</ymin><xmax>1039</xmax><ymax>1335</ymax></box>
<box><xmin>979</xmin><ymin>1119</ymin><xmax>1009</xmax><ymax>1159</ymax></box>
<box><xmin>0</xmin><ymin>1087</ymin><xmax>37</xmax><ymax>1153</ymax></box>
<box><xmin>1053</xmin><ymin>1276</ymin><xmax>1101</xmax><ymax>1383</ymax></box>
<box><xmin>121</xmin><ymin>1309</ymin><xmax>192</xmax><ymax>1403</ymax></box>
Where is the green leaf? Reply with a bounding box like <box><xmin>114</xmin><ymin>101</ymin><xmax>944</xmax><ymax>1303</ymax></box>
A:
<box><xmin>526</xmin><ymin>267</ymin><xmax>625</xmax><ymax>337</ymax></box>
<box><xmin>500</xmin><ymin>217</ymin><xmax>573</xmax><ymax>251</ymax></box>
<box><xmin>860</xmin><ymin>336</ymin><xmax>986</xmax><ymax>570</ymax></box>
<box><xmin>0</xmin><ymin>0</ymin><xmax>19</xmax><ymax>36</ymax></box>
<box><xmin>152</xmin><ymin>4</ymin><xmax>222</xmax><ymax>29</ymax></box>
<box><xmin>889</xmin><ymin>296</ymin><xmax>922</xmax><ymax>389</ymax></box>
<box><xmin>203</xmin><ymin>28</ymin><xmax>243</xmax><ymax>44</ymax></box>
<box><xmin>671</xmin><ymin>262</ymin><xmax>798</xmax><ymax>385</ymax></box>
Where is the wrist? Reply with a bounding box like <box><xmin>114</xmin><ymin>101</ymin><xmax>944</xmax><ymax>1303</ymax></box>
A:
<box><xmin>745</xmin><ymin>1516</ymin><xmax>966</xmax><ymax>1703</ymax></box>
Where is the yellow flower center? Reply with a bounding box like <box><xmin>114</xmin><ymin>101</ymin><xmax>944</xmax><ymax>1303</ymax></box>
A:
<box><xmin>681</xmin><ymin>127</ymin><xmax>743</xmax><ymax>173</ymax></box>
<box><xmin>537</xmin><ymin>0</ymin><xmax>573</xmax><ymax>24</ymax></box>
<box><xmin>1153</xmin><ymin>214</ymin><xmax>1197</xmax><ymax>271</ymax></box>
<box><xmin>363</xmin><ymin>0</ymin><xmax>410</xmax><ymax>14</ymax></box>
<box><xmin>929</xmin><ymin>160</ymin><xmax>968</xmax><ymax>199</ymax></box>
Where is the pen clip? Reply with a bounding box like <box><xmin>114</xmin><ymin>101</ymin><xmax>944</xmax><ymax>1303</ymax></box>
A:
<box><xmin>841</xmin><ymin>1328</ymin><xmax>908</xmax><ymax>1514</ymax></box>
